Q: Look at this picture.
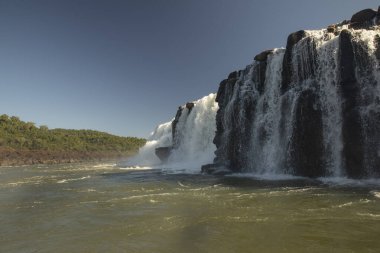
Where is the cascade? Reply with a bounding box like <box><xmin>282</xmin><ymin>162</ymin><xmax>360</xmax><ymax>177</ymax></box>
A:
<box><xmin>213</xmin><ymin>9</ymin><xmax>380</xmax><ymax>178</ymax></box>
<box><xmin>129</xmin><ymin>94</ymin><xmax>218</xmax><ymax>172</ymax></box>
<box><xmin>131</xmin><ymin>7</ymin><xmax>380</xmax><ymax>179</ymax></box>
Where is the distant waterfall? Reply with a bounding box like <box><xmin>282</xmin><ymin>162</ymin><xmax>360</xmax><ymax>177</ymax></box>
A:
<box><xmin>129</xmin><ymin>94</ymin><xmax>218</xmax><ymax>172</ymax></box>
<box><xmin>169</xmin><ymin>94</ymin><xmax>218</xmax><ymax>170</ymax></box>
<box><xmin>127</xmin><ymin>121</ymin><xmax>172</xmax><ymax>166</ymax></box>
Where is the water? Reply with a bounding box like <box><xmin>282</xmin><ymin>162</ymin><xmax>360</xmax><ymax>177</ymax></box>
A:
<box><xmin>213</xmin><ymin>26</ymin><xmax>380</xmax><ymax>177</ymax></box>
<box><xmin>1</xmin><ymin>163</ymin><xmax>380</xmax><ymax>253</ymax></box>
<box><xmin>130</xmin><ymin>93</ymin><xmax>218</xmax><ymax>172</ymax></box>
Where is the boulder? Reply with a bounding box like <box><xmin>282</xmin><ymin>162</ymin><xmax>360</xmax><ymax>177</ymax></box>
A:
<box><xmin>254</xmin><ymin>49</ymin><xmax>274</xmax><ymax>62</ymax></box>
<box><xmin>351</xmin><ymin>8</ymin><xmax>377</xmax><ymax>23</ymax></box>
<box><xmin>155</xmin><ymin>147</ymin><xmax>172</xmax><ymax>162</ymax></box>
<box><xmin>185</xmin><ymin>102</ymin><xmax>194</xmax><ymax>111</ymax></box>
<box><xmin>350</xmin><ymin>8</ymin><xmax>377</xmax><ymax>29</ymax></box>
<box><xmin>228</xmin><ymin>71</ymin><xmax>238</xmax><ymax>79</ymax></box>
<box><xmin>201</xmin><ymin>163</ymin><xmax>232</xmax><ymax>175</ymax></box>
<box><xmin>281</xmin><ymin>30</ymin><xmax>307</xmax><ymax>94</ymax></box>
<box><xmin>327</xmin><ymin>25</ymin><xmax>336</xmax><ymax>33</ymax></box>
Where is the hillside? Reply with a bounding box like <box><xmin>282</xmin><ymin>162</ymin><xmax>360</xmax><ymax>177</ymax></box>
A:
<box><xmin>0</xmin><ymin>114</ymin><xmax>146</xmax><ymax>165</ymax></box>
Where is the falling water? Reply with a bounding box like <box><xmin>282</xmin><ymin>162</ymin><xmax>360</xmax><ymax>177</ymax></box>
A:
<box><xmin>129</xmin><ymin>94</ymin><xmax>218</xmax><ymax>172</ymax></box>
<box><xmin>127</xmin><ymin>121</ymin><xmax>172</xmax><ymax>166</ymax></box>
<box><xmin>213</xmin><ymin>25</ymin><xmax>380</xmax><ymax>178</ymax></box>
<box><xmin>249</xmin><ymin>49</ymin><xmax>285</xmax><ymax>174</ymax></box>
<box><xmin>131</xmin><ymin>24</ymin><xmax>379</xmax><ymax>178</ymax></box>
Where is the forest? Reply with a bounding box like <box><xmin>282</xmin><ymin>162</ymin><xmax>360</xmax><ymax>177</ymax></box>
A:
<box><xmin>0</xmin><ymin>114</ymin><xmax>146</xmax><ymax>165</ymax></box>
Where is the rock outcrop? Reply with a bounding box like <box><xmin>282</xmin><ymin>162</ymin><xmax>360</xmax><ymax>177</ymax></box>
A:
<box><xmin>210</xmin><ymin>7</ymin><xmax>380</xmax><ymax>178</ymax></box>
<box><xmin>155</xmin><ymin>147</ymin><xmax>172</xmax><ymax>162</ymax></box>
<box><xmin>153</xmin><ymin>7</ymin><xmax>380</xmax><ymax>179</ymax></box>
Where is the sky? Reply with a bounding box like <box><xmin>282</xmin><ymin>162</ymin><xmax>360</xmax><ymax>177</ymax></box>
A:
<box><xmin>0</xmin><ymin>0</ymin><xmax>379</xmax><ymax>138</ymax></box>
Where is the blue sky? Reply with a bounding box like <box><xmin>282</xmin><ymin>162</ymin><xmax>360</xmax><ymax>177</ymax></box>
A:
<box><xmin>0</xmin><ymin>0</ymin><xmax>378</xmax><ymax>137</ymax></box>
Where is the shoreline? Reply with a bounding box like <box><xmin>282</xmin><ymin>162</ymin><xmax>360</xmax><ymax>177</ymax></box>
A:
<box><xmin>0</xmin><ymin>148</ymin><xmax>135</xmax><ymax>166</ymax></box>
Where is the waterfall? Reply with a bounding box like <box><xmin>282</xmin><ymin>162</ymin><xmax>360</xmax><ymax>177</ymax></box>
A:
<box><xmin>130</xmin><ymin>8</ymin><xmax>380</xmax><ymax>179</ymax></box>
<box><xmin>126</xmin><ymin>121</ymin><xmax>172</xmax><ymax>166</ymax></box>
<box><xmin>129</xmin><ymin>93</ymin><xmax>218</xmax><ymax>172</ymax></box>
<box><xmin>213</xmin><ymin>23</ymin><xmax>380</xmax><ymax>178</ymax></box>
<box><xmin>169</xmin><ymin>93</ymin><xmax>218</xmax><ymax>171</ymax></box>
<box><xmin>249</xmin><ymin>48</ymin><xmax>286</xmax><ymax>174</ymax></box>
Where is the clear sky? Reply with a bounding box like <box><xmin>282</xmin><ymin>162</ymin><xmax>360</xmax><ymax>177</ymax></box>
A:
<box><xmin>0</xmin><ymin>0</ymin><xmax>378</xmax><ymax>138</ymax></box>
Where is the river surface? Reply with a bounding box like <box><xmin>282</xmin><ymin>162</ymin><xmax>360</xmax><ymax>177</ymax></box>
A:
<box><xmin>1</xmin><ymin>163</ymin><xmax>380</xmax><ymax>253</ymax></box>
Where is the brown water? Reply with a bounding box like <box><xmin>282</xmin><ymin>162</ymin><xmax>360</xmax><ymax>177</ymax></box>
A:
<box><xmin>1</xmin><ymin>163</ymin><xmax>380</xmax><ymax>253</ymax></box>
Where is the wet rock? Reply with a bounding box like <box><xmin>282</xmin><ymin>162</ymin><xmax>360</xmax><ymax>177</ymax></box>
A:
<box><xmin>155</xmin><ymin>147</ymin><xmax>172</xmax><ymax>162</ymax></box>
<box><xmin>350</xmin><ymin>8</ymin><xmax>377</xmax><ymax>29</ymax></box>
<box><xmin>213</xmin><ymin>75</ymin><xmax>242</xmax><ymax>170</ymax></box>
<box><xmin>375</xmin><ymin>35</ymin><xmax>380</xmax><ymax>60</ymax></box>
<box><xmin>339</xmin><ymin>29</ymin><xmax>365</xmax><ymax>178</ymax></box>
<box><xmin>281</xmin><ymin>30</ymin><xmax>307</xmax><ymax>94</ymax></box>
<box><xmin>201</xmin><ymin>163</ymin><xmax>232</xmax><ymax>175</ymax></box>
<box><xmin>228</xmin><ymin>71</ymin><xmax>238</xmax><ymax>79</ymax></box>
<box><xmin>351</xmin><ymin>8</ymin><xmax>377</xmax><ymax>23</ymax></box>
<box><xmin>172</xmin><ymin>106</ymin><xmax>183</xmax><ymax>147</ymax></box>
<box><xmin>254</xmin><ymin>49</ymin><xmax>274</xmax><ymax>62</ymax></box>
<box><xmin>327</xmin><ymin>25</ymin><xmax>336</xmax><ymax>33</ymax></box>
<box><xmin>289</xmin><ymin>89</ymin><xmax>325</xmax><ymax>177</ymax></box>
<box><xmin>185</xmin><ymin>102</ymin><xmax>194</xmax><ymax>112</ymax></box>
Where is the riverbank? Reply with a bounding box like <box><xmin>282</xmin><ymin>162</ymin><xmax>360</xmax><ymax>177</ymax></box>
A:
<box><xmin>0</xmin><ymin>147</ymin><xmax>135</xmax><ymax>166</ymax></box>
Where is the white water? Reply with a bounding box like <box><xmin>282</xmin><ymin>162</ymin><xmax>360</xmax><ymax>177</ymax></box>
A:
<box><xmin>216</xmin><ymin>26</ymin><xmax>380</xmax><ymax>177</ymax></box>
<box><xmin>127</xmin><ymin>93</ymin><xmax>218</xmax><ymax>172</ymax></box>
<box><xmin>298</xmin><ymin>29</ymin><xmax>344</xmax><ymax>176</ymax></box>
<box><xmin>249</xmin><ymin>48</ymin><xmax>286</xmax><ymax>174</ymax></box>
<box><xmin>127</xmin><ymin>121</ymin><xmax>172</xmax><ymax>166</ymax></box>
<box><xmin>168</xmin><ymin>93</ymin><xmax>218</xmax><ymax>171</ymax></box>
<box><xmin>128</xmin><ymin>26</ymin><xmax>380</xmax><ymax>178</ymax></box>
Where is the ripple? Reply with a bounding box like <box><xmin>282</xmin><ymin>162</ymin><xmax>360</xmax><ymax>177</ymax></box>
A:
<box><xmin>57</xmin><ymin>175</ymin><xmax>91</xmax><ymax>184</ymax></box>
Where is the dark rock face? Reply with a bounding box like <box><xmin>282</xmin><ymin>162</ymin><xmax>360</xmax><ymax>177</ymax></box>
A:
<box><xmin>171</xmin><ymin>102</ymin><xmax>195</xmax><ymax>149</ymax></box>
<box><xmin>327</xmin><ymin>25</ymin><xmax>336</xmax><ymax>33</ymax></box>
<box><xmin>339</xmin><ymin>30</ymin><xmax>366</xmax><ymax>178</ymax></box>
<box><xmin>350</xmin><ymin>8</ymin><xmax>377</xmax><ymax>29</ymax></box>
<box><xmin>375</xmin><ymin>35</ymin><xmax>380</xmax><ymax>60</ymax></box>
<box><xmin>289</xmin><ymin>89</ymin><xmax>325</xmax><ymax>177</ymax></box>
<box><xmin>155</xmin><ymin>147</ymin><xmax>172</xmax><ymax>162</ymax></box>
<box><xmin>337</xmin><ymin>29</ymin><xmax>380</xmax><ymax>178</ymax></box>
<box><xmin>201</xmin><ymin>163</ymin><xmax>231</xmax><ymax>175</ymax></box>
<box><xmin>281</xmin><ymin>30</ymin><xmax>307</xmax><ymax>94</ymax></box>
<box><xmin>172</xmin><ymin>106</ymin><xmax>183</xmax><ymax>148</ymax></box>
<box><xmin>186</xmin><ymin>102</ymin><xmax>194</xmax><ymax>111</ymax></box>
<box><xmin>254</xmin><ymin>49</ymin><xmax>274</xmax><ymax>62</ymax></box>
<box><xmin>213</xmin><ymin>77</ymin><xmax>239</xmax><ymax>170</ymax></box>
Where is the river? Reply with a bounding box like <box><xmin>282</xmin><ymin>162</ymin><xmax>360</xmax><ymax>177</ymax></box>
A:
<box><xmin>1</xmin><ymin>163</ymin><xmax>380</xmax><ymax>253</ymax></box>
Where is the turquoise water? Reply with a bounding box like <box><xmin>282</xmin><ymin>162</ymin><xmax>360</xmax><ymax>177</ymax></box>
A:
<box><xmin>1</xmin><ymin>163</ymin><xmax>380</xmax><ymax>253</ymax></box>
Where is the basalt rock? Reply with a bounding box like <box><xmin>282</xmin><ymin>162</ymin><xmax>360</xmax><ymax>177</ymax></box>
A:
<box><xmin>281</xmin><ymin>30</ymin><xmax>307</xmax><ymax>94</ymax></box>
<box><xmin>327</xmin><ymin>25</ymin><xmax>336</xmax><ymax>33</ymax></box>
<box><xmin>209</xmin><ymin>8</ymin><xmax>380</xmax><ymax>179</ymax></box>
<box><xmin>155</xmin><ymin>147</ymin><xmax>172</xmax><ymax>162</ymax></box>
<box><xmin>350</xmin><ymin>8</ymin><xmax>377</xmax><ymax>29</ymax></box>
<box><xmin>172</xmin><ymin>106</ymin><xmax>183</xmax><ymax>147</ymax></box>
<box><xmin>289</xmin><ymin>89</ymin><xmax>325</xmax><ymax>177</ymax></box>
<box><xmin>201</xmin><ymin>163</ymin><xmax>232</xmax><ymax>175</ymax></box>
<box><xmin>351</xmin><ymin>8</ymin><xmax>377</xmax><ymax>23</ymax></box>
<box><xmin>254</xmin><ymin>49</ymin><xmax>274</xmax><ymax>62</ymax></box>
<box><xmin>186</xmin><ymin>102</ymin><xmax>194</xmax><ymax>111</ymax></box>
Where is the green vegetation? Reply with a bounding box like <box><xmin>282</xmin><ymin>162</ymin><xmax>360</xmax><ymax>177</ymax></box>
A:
<box><xmin>0</xmin><ymin>114</ymin><xmax>146</xmax><ymax>153</ymax></box>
